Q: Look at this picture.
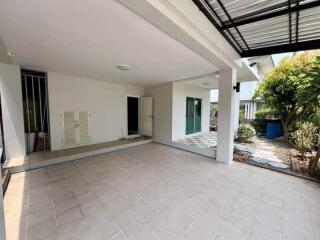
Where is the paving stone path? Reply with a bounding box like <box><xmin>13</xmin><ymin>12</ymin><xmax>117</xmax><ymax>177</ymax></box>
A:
<box><xmin>235</xmin><ymin>138</ymin><xmax>290</xmax><ymax>169</ymax></box>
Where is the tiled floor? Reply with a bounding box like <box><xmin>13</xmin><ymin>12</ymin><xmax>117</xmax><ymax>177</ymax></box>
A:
<box><xmin>4</xmin><ymin>143</ymin><xmax>320</xmax><ymax>240</ymax></box>
<box><xmin>176</xmin><ymin>132</ymin><xmax>217</xmax><ymax>148</ymax></box>
<box><xmin>7</xmin><ymin>137</ymin><xmax>151</xmax><ymax>172</ymax></box>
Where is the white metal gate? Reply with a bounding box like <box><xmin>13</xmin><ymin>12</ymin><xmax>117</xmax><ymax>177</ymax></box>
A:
<box><xmin>21</xmin><ymin>70</ymin><xmax>50</xmax><ymax>153</ymax></box>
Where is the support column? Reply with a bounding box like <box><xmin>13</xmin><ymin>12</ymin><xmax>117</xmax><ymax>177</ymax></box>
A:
<box><xmin>250</xmin><ymin>102</ymin><xmax>254</xmax><ymax>119</ymax></box>
<box><xmin>233</xmin><ymin>90</ymin><xmax>240</xmax><ymax>132</ymax></box>
<box><xmin>244</xmin><ymin>103</ymin><xmax>248</xmax><ymax>119</ymax></box>
<box><xmin>217</xmin><ymin>69</ymin><xmax>236</xmax><ymax>164</ymax></box>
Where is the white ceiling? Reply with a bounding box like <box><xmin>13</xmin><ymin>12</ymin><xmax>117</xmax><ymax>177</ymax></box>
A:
<box><xmin>182</xmin><ymin>59</ymin><xmax>259</xmax><ymax>90</ymax></box>
<box><xmin>0</xmin><ymin>0</ymin><xmax>218</xmax><ymax>86</ymax></box>
<box><xmin>183</xmin><ymin>73</ymin><xmax>220</xmax><ymax>90</ymax></box>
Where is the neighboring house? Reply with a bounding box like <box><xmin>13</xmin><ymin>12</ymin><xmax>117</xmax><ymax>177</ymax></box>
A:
<box><xmin>239</xmin><ymin>55</ymin><xmax>275</xmax><ymax>120</ymax></box>
<box><xmin>211</xmin><ymin>55</ymin><xmax>274</xmax><ymax>121</ymax></box>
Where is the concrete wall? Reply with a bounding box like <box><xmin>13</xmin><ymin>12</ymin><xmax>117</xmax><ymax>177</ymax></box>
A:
<box><xmin>47</xmin><ymin>72</ymin><xmax>144</xmax><ymax>150</ymax></box>
<box><xmin>0</xmin><ymin>63</ymin><xmax>26</xmax><ymax>160</ymax></box>
<box><xmin>172</xmin><ymin>82</ymin><xmax>210</xmax><ymax>140</ymax></box>
<box><xmin>145</xmin><ymin>83</ymin><xmax>173</xmax><ymax>145</ymax></box>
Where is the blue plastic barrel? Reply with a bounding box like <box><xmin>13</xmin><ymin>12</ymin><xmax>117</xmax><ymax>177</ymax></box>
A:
<box><xmin>266</xmin><ymin>123</ymin><xmax>283</xmax><ymax>139</ymax></box>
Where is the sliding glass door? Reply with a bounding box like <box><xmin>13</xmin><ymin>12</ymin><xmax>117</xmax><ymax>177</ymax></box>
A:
<box><xmin>186</xmin><ymin>97</ymin><xmax>201</xmax><ymax>135</ymax></box>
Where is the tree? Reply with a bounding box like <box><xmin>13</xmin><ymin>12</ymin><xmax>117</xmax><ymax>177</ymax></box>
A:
<box><xmin>291</xmin><ymin>122</ymin><xmax>317</xmax><ymax>160</ymax></box>
<box><xmin>308</xmin><ymin>144</ymin><xmax>320</xmax><ymax>177</ymax></box>
<box><xmin>254</xmin><ymin>52</ymin><xmax>320</xmax><ymax>141</ymax></box>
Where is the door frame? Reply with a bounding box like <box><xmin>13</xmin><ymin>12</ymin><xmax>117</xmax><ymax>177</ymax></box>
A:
<box><xmin>185</xmin><ymin>97</ymin><xmax>202</xmax><ymax>135</ymax></box>
<box><xmin>126</xmin><ymin>95</ymin><xmax>141</xmax><ymax>139</ymax></box>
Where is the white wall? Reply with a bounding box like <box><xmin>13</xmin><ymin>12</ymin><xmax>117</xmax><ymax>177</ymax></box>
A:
<box><xmin>0</xmin><ymin>63</ymin><xmax>26</xmax><ymax>160</ymax></box>
<box><xmin>172</xmin><ymin>82</ymin><xmax>210</xmax><ymax>140</ymax></box>
<box><xmin>211</xmin><ymin>81</ymin><xmax>258</xmax><ymax>103</ymax></box>
<box><xmin>48</xmin><ymin>72</ymin><xmax>144</xmax><ymax>150</ymax></box>
<box><xmin>239</xmin><ymin>81</ymin><xmax>258</xmax><ymax>101</ymax></box>
<box><xmin>145</xmin><ymin>83</ymin><xmax>172</xmax><ymax>145</ymax></box>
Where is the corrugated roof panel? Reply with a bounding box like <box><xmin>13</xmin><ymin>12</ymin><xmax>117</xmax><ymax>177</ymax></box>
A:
<box><xmin>192</xmin><ymin>0</ymin><xmax>320</xmax><ymax>56</ymax></box>
<box><xmin>208</xmin><ymin>0</ymin><xmax>288</xmax><ymax>22</ymax></box>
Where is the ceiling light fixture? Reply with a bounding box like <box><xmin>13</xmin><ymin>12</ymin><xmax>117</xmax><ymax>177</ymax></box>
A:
<box><xmin>116</xmin><ymin>64</ymin><xmax>132</xmax><ymax>71</ymax></box>
<box><xmin>6</xmin><ymin>51</ymin><xmax>15</xmax><ymax>57</ymax></box>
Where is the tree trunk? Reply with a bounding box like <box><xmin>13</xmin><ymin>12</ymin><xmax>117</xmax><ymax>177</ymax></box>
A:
<box><xmin>282</xmin><ymin>123</ymin><xmax>290</xmax><ymax>142</ymax></box>
<box><xmin>308</xmin><ymin>147</ymin><xmax>320</xmax><ymax>177</ymax></box>
<box><xmin>282</xmin><ymin>118</ymin><xmax>295</xmax><ymax>143</ymax></box>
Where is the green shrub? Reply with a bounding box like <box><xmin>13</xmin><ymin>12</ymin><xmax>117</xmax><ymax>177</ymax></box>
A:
<box><xmin>255</xmin><ymin>108</ymin><xmax>277</xmax><ymax>119</ymax></box>
<box><xmin>237</xmin><ymin>124</ymin><xmax>256</xmax><ymax>142</ymax></box>
<box><xmin>291</xmin><ymin>122</ymin><xmax>317</xmax><ymax>159</ymax></box>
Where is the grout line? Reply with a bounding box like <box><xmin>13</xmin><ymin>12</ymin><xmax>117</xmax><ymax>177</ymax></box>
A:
<box><xmin>10</xmin><ymin>140</ymin><xmax>152</xmax><ymax>174</ymax></box>
<box><xmin>113</xmin><ymin>221</ymin><xmax>129</xmax><ymax>240</ymax></box>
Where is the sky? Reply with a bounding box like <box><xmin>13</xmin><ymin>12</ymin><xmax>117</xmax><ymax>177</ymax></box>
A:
<box><xmin>271</xmin><ymin>52</ymin><xmax>294</xmax><ymax>66</ymax></box>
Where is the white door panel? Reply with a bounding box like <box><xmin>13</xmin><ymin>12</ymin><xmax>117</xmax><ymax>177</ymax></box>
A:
<box><xmin>78</xmin><ymin>111</ymin><xmax>90</xmax><ymax>144</ymax></box>
<box><xmin>139</xmin><ymin>97</ymin><xmax>153</xmax><ymax>137</ymax></box>
<box><xmin>62</xmin><ymin>111</ymin><xmax>90</xmax><ymax>146</ymax></box>
<box><xmin>63</xmin><ymin>111</ymin><xmax>76</xmax><ymax>146</ymax></box>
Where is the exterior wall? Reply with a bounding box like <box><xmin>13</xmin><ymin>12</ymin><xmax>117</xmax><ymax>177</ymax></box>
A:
<box><xmin>172</xmin><ymin>82</ymin><xmax>210</xmax><ymax>140</ymax></box>
<box><xmin>240</xmin><ymin>101</ymin><xmax>257</xmax><ymax>120</ymax></box>
<box><xmin>239</xmin><ymin>81</ymin><xmax>258</xmax><ymax>101</ymax></box>
<box><xmin>0</xmin><ymin>63</ymin><xmax>26</xmax><ymax>160</ymax></box>
<box><xmin>48</xmin><ymin>72</ymin><xmax>144</xmax><ymax>150</ymax></box>
<box><xmin>145</xmin><ymin>83</ymin><xmax>172</xmax><ymax>145</ymax></box>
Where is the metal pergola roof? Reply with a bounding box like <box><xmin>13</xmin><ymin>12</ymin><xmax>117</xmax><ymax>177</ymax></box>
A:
<box><xmin>192</xmin><ymin>0</ymin><xmax>320</xmax><ymax>57</ymax></box>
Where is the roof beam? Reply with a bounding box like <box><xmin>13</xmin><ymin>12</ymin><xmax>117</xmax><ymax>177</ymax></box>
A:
<box><xmin>241</xmin><ymin>39</ymin><xmax>320</xmax><ymax>57</ymax></box>
<box><xmin>192</xmin><ymin>0</ymin><xmax>243</xmax><ymax>54</ymax></box>
<box><xmin>221</xmin><ymin>1</ymin><xmax>320</xmax><ymax>30</ymax></box>
<box><xmin>295</xmin><ymin>0</ymin><xmax>299</xmax><ymax>42</ymax></box>
<box><xmin>288</xmin><ymin>0</ymin><xmax>292</xmax><ymax>44</ymax></box>
<box><xmin>215</xmin><ymin>0</ymin><xmax>250</xmax><ymax>50</ymax></box>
